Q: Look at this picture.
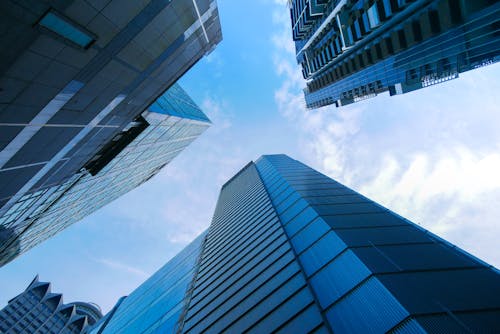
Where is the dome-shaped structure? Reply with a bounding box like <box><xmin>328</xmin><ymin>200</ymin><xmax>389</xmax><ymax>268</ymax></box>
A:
<box><xmin>69</xmin><ymin>302</ymin><xmax>103</xmax><ymax>326</ymax></box>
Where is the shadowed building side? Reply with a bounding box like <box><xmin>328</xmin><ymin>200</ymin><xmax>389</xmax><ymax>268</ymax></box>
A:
<box><xmin>0</xmin><ymin>83</ymin><xmax>212</xmax><ymax>267</ymax></box>
<box><xmin>0</xmin><ymin>0</ymin><xmax>222</xmax><ymax>266</ymax></box>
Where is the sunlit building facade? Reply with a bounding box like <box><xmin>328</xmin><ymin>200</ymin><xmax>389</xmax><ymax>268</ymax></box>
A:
<box><xmin>289</xmin><ymin>0</ymin><xmax>500</xmax><ymax>108</ymax></box>
<box><xmin>0</xmin><ymin>0</ymin><xmax>221</xmax><ymax>266</ymax></box>
<box><xmin>91</xmin><ymin>154</ymin><xmax>500</xmax><ymax>333</ymax></box>
<box><xmin>90</xmin><ymin>233</ymin><xmax>206</xmax><ymax>334</ymax></box>
<box><xmin>0</xmin><ymin>83</ymin><xmax>211</xmax><ymax>266</ymax></box>
<box><xmin>0</xmin><ymin>275</ymin><xmax>102</xmax><ymax>334</ymax></box>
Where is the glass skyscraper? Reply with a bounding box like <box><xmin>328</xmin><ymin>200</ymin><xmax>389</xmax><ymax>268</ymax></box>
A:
<box><xmin>90</xmin><ymin>154</ymin><xmax>500</xmax><ymax>333</ymax></box>
<box><xmin>0</xmin><ymin>83</ymin><xmax>211</xmax><ymax>267</ymax></box>
<box><xmin>289</xmin><ymin>0</ymin><xmax>499</xmax><ymax>108</ymax></box>
<box><xmin>0</xmin><ymin>275</ymin><xmax>102</xmax><ymax>334</ymax></box>
<box><xmin>0</xmin><ymin>0</ymin><xmax>222</xmax><ymax>266</ymax></box>
<box><xmin>89</xmin><ymin>233</ymin><xmax>206</xmax><ymax>334</ymax></box>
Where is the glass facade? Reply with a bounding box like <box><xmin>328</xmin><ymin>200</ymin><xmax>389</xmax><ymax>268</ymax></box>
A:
<box><xmin>0</xmin><ymin>0</ymin><xmax>222</xmax><ymax>266</ymax></box>
<box><xmin>255</xmin><ymin>154</ymin><xmax>500</xmax><ymax>333</ymax></box>
<box><xmin>89</xmin><ymin>232</ymin><xmax>207</xmax><ymax>334</ymax></box>
<box><xmin>289</xmin><ymin>0</ymin><xmax>500</xmax><ymax>108</ymax></box>
<box><xmin>180</xmin><ymin>163</ymin><xmax>327</xmax><ymax>333</ymax></box>
<box><xmin>0</xmin><ymin>84</ymin><xmax>211</xmax><ymax>266</ymax></box>
<box><xmin>0</xmin><ymin>276</ymin><xmax>102</xmax><ymax>334</ymax></box>
<box><xmin>92</xmin><ymin>154</ymin><xmax>500</xmax><ymax>333</ymax></box>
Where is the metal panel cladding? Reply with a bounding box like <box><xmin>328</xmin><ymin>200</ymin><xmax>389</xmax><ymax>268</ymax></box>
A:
<box><xmin>179</xmin><ymin>162</ymin><xmax>329</xmax><ymax>333</ymax></box>
<box><xmin>255</xmin><ymin>154</ymin><xmax>500</xmax><ymax>333</ymax></box>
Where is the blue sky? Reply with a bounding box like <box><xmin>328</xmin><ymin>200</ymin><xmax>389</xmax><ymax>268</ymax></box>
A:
<box><xmin>1</xmin><ymin>0</ymin><xmax>500</xmax><ymax>313</ymax></box>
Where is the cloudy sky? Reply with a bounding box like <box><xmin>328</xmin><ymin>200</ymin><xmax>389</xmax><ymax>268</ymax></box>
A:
<box><xmin>1</xmin><ymin>0</ymin><xmax>499</xmax><ymax>313</ymax></box>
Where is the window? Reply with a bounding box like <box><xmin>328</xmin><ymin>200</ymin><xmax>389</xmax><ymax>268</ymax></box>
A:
<box><xmin>397</xmin><ymin>0</ymin><xmax>409</xmax><ymax>8</ymax></box>
<box><xmin>367</xmin><ymin>4</ymin><xmax>381</xmax><ymax>29</ymax></box>
<box><xmin>328</xmin><ymin>44</ymin><xmax>335</xmax><ymax>58</ymax></box>
<box><xmin>38</xmin><ymin>11</ymin><xmax>95</xmax><ymax>48</ymax></box>
<box><xmin>354</xmin><ymin>20</ymin><xmax>362</xmax><ymax>39</ymax></box>
<box><xmin>346</xmin><ymin>26</ymin><xmax>354</xmax><ymax>45</ymax></box>
<box><xmin>382</xmin><ymin>0</ymin><xmax>393</xmax><ymax>18</ymax></box>
<box><xmin>362</xmin><ymin>12</ymin><xmax>371</xmax><ymax>33</ymax></box>
<box><xmin>334</xmin><ymin>37</ymin><xmax>341</xmax><ymax>53</ymax></box>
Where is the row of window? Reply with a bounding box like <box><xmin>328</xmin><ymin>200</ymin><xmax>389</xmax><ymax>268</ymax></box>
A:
<box><xmin>305</xmin><ymin>0</ymin><xmax>452</xmax><ymax>94</ymax></box>
<box><xmin>184</xmin><ymin>161</ymin><xmax>325</xmax><ymax>333</ymax></box>
<box><xmin>16</xmin><ymin>116</ymin><xmax>207</xmax><ymax>255</ymax></box>
<box><xmin>185</xmin><ymin>246</ymin><xmax>297</xmax><ymax>333</ymax></box>
<box><xmin>256</xmin><ymin>156</ymin><xmax>500</xmax><ymax>333</ymax></box>
<box><xmin>304</xmin><ymin>0</ymin><xmax>415</xmax><ymax>77</ymax></box>
<box><xmin>255</xmin><ymin>158</ymin><xmax>397</xmax><ymax>333</ymax></box>
<box><xmin>196</xmin><ymin>207</ymin><xmax>277</xmax><ymax>289</ymax></box>
<box><xmin>291</xmin><ymin>0</ymin><xmax>326</xmax><ymax>40</ymax></box>
<box><xmin>310</xmin><ymin>48</ymin><xmax>458</xmax><ymax>106</ymax></box>
<box><xmin>256</xmin><ymin>158</ymin><xmax>396</xmax><ymax>332</ymax></box>
<box><xmin>201</xmin><ymin>189</ymin><xmax>271</xmax><ymax>263</ymax></box>
<box><xmin>194</xmin><ymin>210</ymin><xmax>279</xmax><ymax>299</ymax></box>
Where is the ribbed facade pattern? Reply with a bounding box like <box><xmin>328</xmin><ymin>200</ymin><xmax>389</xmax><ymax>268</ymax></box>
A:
<box><xmin>179</xmin><ymin>163</ymin><xmax>328</xmax><ymax>333</ymax></box>
<box><xmin>90</xmin><ymin>154</ymin><xmax>500</xmax><ymax>333</ymax></box>
<box><xmin>89</xmin><ymin>233</ymin><xmax>207</xmax><ymax>334</ymax></box>
<box><xmin>255</xmin><ymin>154</ymin><xmax>500</xmax><ymax>333</ymax></box>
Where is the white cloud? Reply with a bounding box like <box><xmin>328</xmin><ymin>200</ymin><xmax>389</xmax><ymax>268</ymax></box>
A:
<box><xmin>95</xmin><ymin>258</ymin><xmax>149</xmax><ymax>278</ymax></box>
<box><xmin>203</xmin><ymin>50</ymin><xmax>224</xmax><ymax>78</ymax></box>
<box><xmin>201</xmin><ymin>96</ymin><xmax>232</xmax><ymax>131</ymax></box>
<box><xmin>270</xmin><ymin>2</ymin><xmax>500</xmax><ymax>268</ymax></box>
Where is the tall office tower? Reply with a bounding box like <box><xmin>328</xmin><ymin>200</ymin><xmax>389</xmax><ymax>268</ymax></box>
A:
<box><xmin>0</xmin><ymin>275</ymin><xmax>102</xmax><ymax>334</ymax></box>
<box><xmin>89</xmin><ymin>233</ymin><xmax>206</xmax><ymax>334</ymax></box>
<box><xmin>0</xmin><ymin>83</ymin><xmax>212</xmax><ymax>266</ymax></box>
<box><xmin>0</xmin><ymin>0</ymin><xmax>221</xmax><ymax>265</ymax></box>
<box><xmin>90</xmin><ymin>154</ymin><xmax>500</xmax><ymax>333</ymax></box>
<box><xmin>289</xmin><ymin>0</ymin><xmax>499</xmax><ymax>108</ymax></box>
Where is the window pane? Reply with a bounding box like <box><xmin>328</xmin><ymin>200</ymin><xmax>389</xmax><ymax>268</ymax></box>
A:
<box><xmin>39</xmin><ymin>12</ymin><xmax>94</xmax><ymax>48</ymax></box>
<box><xmin>367</xmin><ymin>5</ymin><xmax>381</xmax><ymax>28</ymax></box>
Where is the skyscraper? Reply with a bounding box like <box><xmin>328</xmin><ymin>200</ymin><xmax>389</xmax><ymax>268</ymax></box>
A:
<box><xmin>289</xmin><ymin>0</ymin><xmax>499</xmax><ymax>108</ymax></box>
<box><xmin>0</xmin><ymin>0</ymin><xmax>222</xmax><ymax>265</ymax></box>
<box><xmin>90</xmin><ymin>155</ymin><xmax>500</xmax><ymax>333</ymax></box>
<box><xmin>0</xmin><ymin>83</ymin><xmax>212</xmax><ymax>266</ymax></box>
<box><xmin>0</xmin><ymin>275</ymin><xmax>102</xmax><ymax>334</ymax></box>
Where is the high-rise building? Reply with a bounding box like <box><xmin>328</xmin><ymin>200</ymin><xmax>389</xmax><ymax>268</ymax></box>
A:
<box><xmin>0</xmin><ymin>83</ymin><xmax>211</xmax><ymax>266</ymax></box>
<box><xmin>289</xmin><ymin>0</ymin><xmax>499</xmax><ymax>108</ymax></box>
<box><xmin>0</xmin><ymin>275</ymin><xmax>102</xmax><ymax>334</ymax></box>
<box><xmin>89</xmin><ymin>233</ymin><xmax>206</xmax><ymax>334</ymax></box>
<box><xmin>0</xmin><ymin>0</ymin><xmax>222</xmax><ymax>266</ymax></box>
<box><xmin>90</xmin><ymin>154</ymin><xmax>500</xmax><ymax>333</ymax></box>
